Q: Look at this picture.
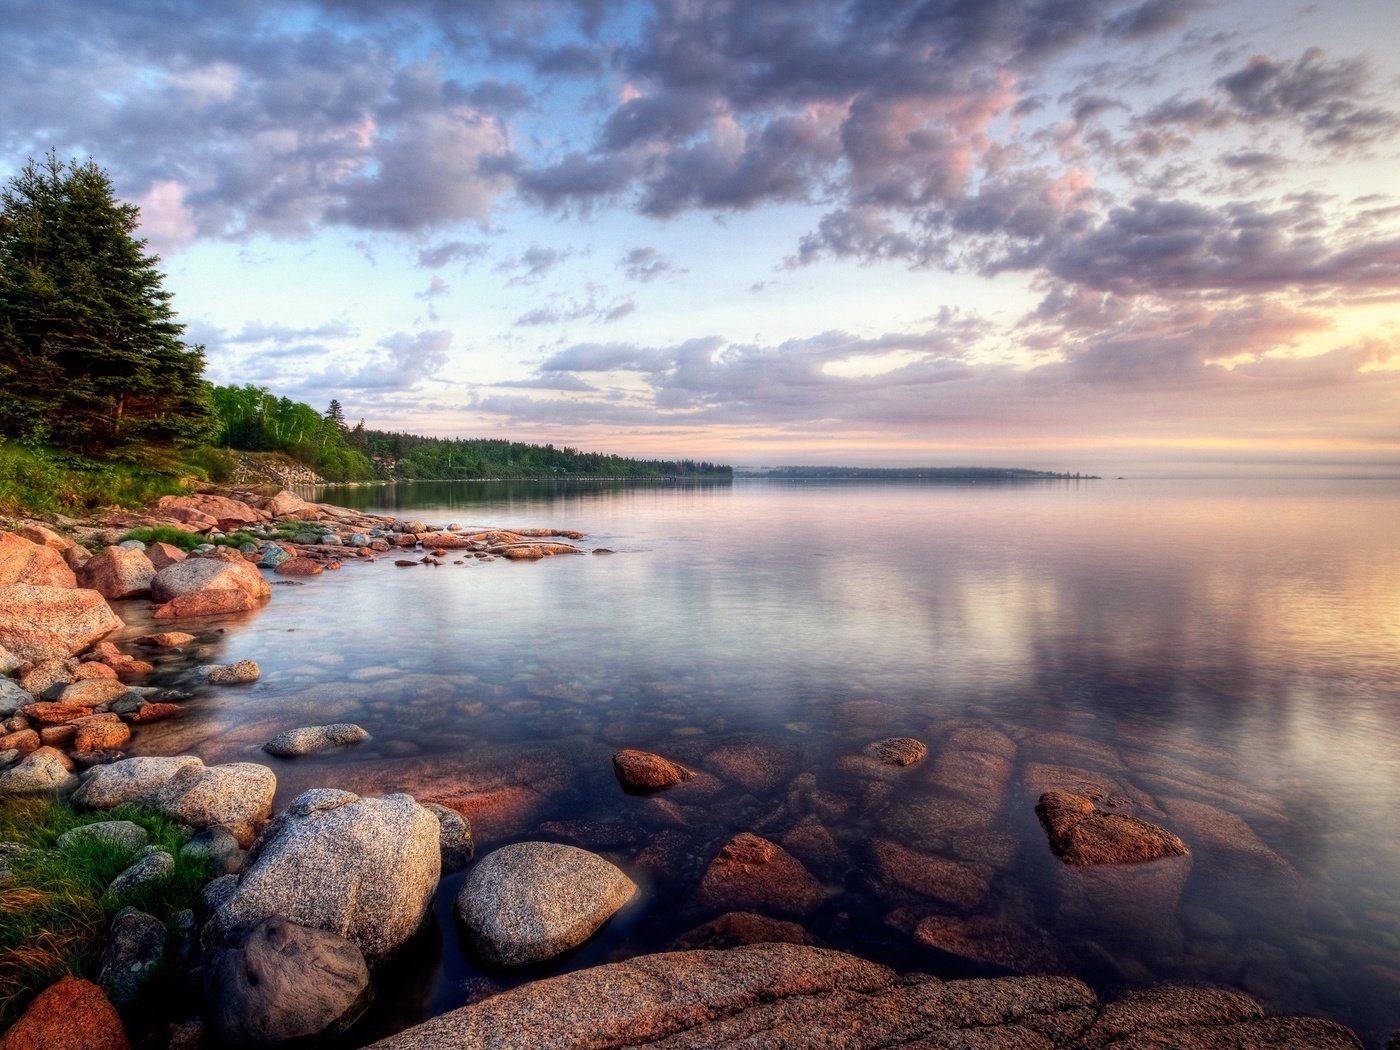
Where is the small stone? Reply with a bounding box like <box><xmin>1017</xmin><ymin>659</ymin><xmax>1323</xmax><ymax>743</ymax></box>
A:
<box><xmin>137</xmin><ymin>632</ymin><xmax>195</xmax><ymax>648</ymax></box>
<box><xmin>261</xmin><ymin>723</ymin><xmax>370</xmax><ymax>757</ymax></box>
<box><xmin>104</xmin><ymin>850</ymin><xmax>174</xmax><ymax>902</ymax></box>
<box><xmin>57</xmin><ymin>821</ymin><xmax>149</xmax><ymax>854</ymax></box>
<box><xmin>200</xmin><ymin>660</ymin><xmax>260</xmax><ymax>685</ymax></box>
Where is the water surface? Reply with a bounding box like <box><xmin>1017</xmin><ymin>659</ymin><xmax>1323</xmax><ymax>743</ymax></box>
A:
<box><xmin>119</xmin><ymin>478</ymin><xmax>1400</xmax><ymax>1046</ymax></box>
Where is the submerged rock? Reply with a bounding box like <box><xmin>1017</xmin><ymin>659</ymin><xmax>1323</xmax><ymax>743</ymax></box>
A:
<box><xmin>457</xmin><ymin>841</ymin><xmax>636</xmax><ymax>967</ymax></box>
<box><xmin>200</xmin><ymin>660</ymin><xmax>261</xmax><ymax>685</ymax></box>
<box><xmin>868</xmin><ymin>737</ymin><xmax>928</xmax><ymax>766</ymax></box>
<box><xmin>612</xmin><ymin>748</ymin><xmax>695</xmax><ymax>792</ymax></box>
<box><xmin>1036</xmin><ymin>791</ymin><xmax>1188</xmax><ymax>865</ymax></box>
<box><xmin>693</xmin><ymin>833</ymin><xmax>830</xmax><ymax>918</ymax></box>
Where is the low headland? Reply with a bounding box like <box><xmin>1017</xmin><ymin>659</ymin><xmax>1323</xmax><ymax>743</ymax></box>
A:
<box><xmin>0</xmin><ymin>486</ymin><xmax>1366</xmax><ymax>1049</ymax></box>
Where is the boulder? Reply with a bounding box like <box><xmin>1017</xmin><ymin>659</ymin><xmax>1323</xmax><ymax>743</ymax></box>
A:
<box><xmin>456</xmin><ymin>841</ymin><xmax>637</xmax><ymax>967</ymax></box>
<box><xmin>57</xmin><ymin>821</ymin><xmax>149</xmax><ymax>854</ymax></box>
<box><xmin>693</xmin><ymin>833</ymin><xmax>830</xmax><ymax>918</ymax></box>
<box><xmin>204</xmin><ymin>917</ymin><xmax>370</xmax><ymax>1048</ymax></box>
<box><xmin>672</xmin><ymin>911</ymin><xmax>816</xmax><ymax>951</ymax></box>
<box><xmin>425</xmin><ymin>803</ymin><xmax>474</xmax><ymax>871</ymax></box>
<box><xmin>154</xmin><ymin>762</ymin><xmax>276</xmax><ymax>846</ymax></box>
<box><xmin>0</xmin><ymin>584</ymin><xmax>122</xmax><ymax>662</ymax></box>
<box><xmin>862</xmin><ymin>838</ymin><xmax>990</xmax><ymax>912</ymax></box>
<box><xmin>14</xmin><ymin>523</ymin><xmax>75</xmax><ymax>552</ymax></box>
<box><xmin>57</xmin><ymin>678</ymin><xmax>131</xmax><ymax>706</ymax></box>
<box><xmin>0</xmin><ymin>729</ymin><xmax>40</xmax><ymax>752</ymax></box>
<box><xmin>153</xmin><ymin>587</ymin><xmax>264</xmax><ymax>619</ymax></box>
<box><xmin>0</xmin><ymin>976</ymin><xmax>130</xmax><ymax>1050</ymax></box>
<box><xmin>362</xmin><ymin>943</ymin><xmax>1362</xmax><ymax>1050</ymax></box>
<box><xmin>97</xmin><ymin>908</ymin><xmax>166</xmax><ymax>1009</ymax></box>
<box><xmin>0</xmin><ymin>642</ymin><xmax>20</xmax><ymax>674</ymax></box>
<box><xmin>261</xmin><ymin>723</ymin><xmax>369</xmax><ymax>757</ymax></box>
<box><xmin>72</xmin><ymin>755</ymin><xmax>203</xmax><ymax>809</ymax></box>
<box><xmin>180</xmin><ymin>825</ymin><xmax>245</xmax><ymax>876</ymax></box>
<box><xmin>149</xmin><ymin>553</ymin><xmax>270</xmax><ymax>614</ymax></box>
<box><xmin>613</xmin><ymin>748</ymin><xmax>696</xmax><ymax>792</ymax></box>
<box><xmin>78</xmin><ymin>547</ymin><xmax>156</xmax><ymax>600</ymax></box>
<box><xmin>72</xmin><ymin>714</ymin><xmax>131</xmax><ymax>754</ymax></box>
<box><xmin>143</xmin><ymin>542</ymin><xmax>187</xmax><ymax>571</ymax></box>
<box><xmin>105</xmin><ymin>851</ymin><xmax>174</xmax><ymax>902</ymax></box>
<box><xmin>0</xmin><ymin>746</ymin><xmax>77</xmax><ymax>795</ymax></box>
<box><xmin>0</xmin><ymin>677</ymin><xmax>33</xmax><ymax>716</ymax></box>
<box><xmin>259</xmin><ymin>545</ymin><xmax>293</xmax><ymax>569</ymax></box>
<box><xmin>20</xmin><ymin>701</ymin><xmax>95</xmax><ymax>724</ymax></box>
<box><xmin>210</xmin><ymin>789</ymin><xmax>439</xmax><ymax>962</ymax></box>
<box><xmin>18</xmin><ymin>657</ymin><xmax>77</xmax><ymax>695</ymax></box>
<box><xmin>0</xmin><ymin>531</ymin><xmax>77</xmax><ymax>588</ymax></box>
<box><xmin>261</xmin><ymin>490</ymin><xmax>319</xmax><ymax>519</ymax></box>
<box><xmin>156</xmin><ymin>494</ymin><xmax>267</xmax><ymax>528</ymax></box>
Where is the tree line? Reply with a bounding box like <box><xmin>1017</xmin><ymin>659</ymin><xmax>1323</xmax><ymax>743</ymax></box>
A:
<box><xmin>0</xmin><ymin>154</ymin><xmax>728</xmax><ymax>497</ymax></box>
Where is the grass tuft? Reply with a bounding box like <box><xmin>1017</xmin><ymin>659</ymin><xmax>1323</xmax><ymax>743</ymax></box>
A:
<box><xmin>0</xmin><ymin>797</ymin><xmax>213</xmax><ymax>1028</ymax></box>
<box><xmin>118</xmin><ymin>525</ymin><xmax>205</xmax><ymax>551</ymax></box>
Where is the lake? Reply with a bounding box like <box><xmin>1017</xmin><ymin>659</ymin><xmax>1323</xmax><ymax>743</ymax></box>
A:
<box><xmin>117</xmin><ymin>477</ymin><xmax>1400</xmax><ymax>1046</ymax></box>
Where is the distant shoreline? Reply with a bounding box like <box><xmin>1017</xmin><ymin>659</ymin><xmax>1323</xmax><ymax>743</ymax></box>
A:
<box><xmin>734</xmin><ymin>467</ymin><xmax>1100</xmax><ymax>480</ymax></box>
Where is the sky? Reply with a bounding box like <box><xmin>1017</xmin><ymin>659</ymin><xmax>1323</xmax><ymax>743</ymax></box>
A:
<box><xmin>3</xmin><ymin>0</ymin><xmax>1399</xmax><ymax>475</ymax></box>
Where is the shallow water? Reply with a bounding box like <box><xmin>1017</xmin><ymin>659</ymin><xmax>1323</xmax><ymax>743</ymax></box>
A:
<box><xmin>118</xmin><ymin>477</ymin><xmax>1400</xmax><ymax>1046</ymax></box>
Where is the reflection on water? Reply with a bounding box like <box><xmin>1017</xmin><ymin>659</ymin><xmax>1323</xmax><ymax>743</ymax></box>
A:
<box><xmin>118</xmin><ymin>478</ymin><xmax>1400</xmax><ymax>1046</ymax></box>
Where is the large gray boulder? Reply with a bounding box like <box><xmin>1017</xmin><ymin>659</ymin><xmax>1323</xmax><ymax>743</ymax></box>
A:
<box><xmin>72</xmin><ymin>755</ymin><xmax>203</xmax><ymax>809</ymax></box>
<box><xmin>209</xmin><ymin>789</ymin><xmax>439</xmax><ymax>963</ymax></box>
<box><xmin>153</xmin><ymin>762</ymin><xmax>276</xmax><ymax>846</ymax></box>
<box><xmin>456</xmin><ymin>841</ymin><xmax>637</xmax><ymax>967</ymax></box>
<box><xmin>205</xmin><ymin>917</ymin><xmax>370</xmax><ymax>1048</ymax></box>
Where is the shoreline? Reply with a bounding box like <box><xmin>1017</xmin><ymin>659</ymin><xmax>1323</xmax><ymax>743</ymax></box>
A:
<box><xmin>0</xmin><ymin>487</ymin><xmax>1376</xmax><ymax>1048</ymax></box>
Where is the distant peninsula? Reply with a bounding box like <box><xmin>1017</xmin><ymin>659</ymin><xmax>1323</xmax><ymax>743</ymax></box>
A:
<box><xmin>736</xmin><ymin>466</ymin><xmax>1099</xmax><ymax>480</ymax></box>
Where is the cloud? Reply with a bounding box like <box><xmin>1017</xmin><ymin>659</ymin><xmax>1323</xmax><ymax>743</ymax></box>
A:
<box><xmin>1217</xmin><ymin>48</ymin><xmax>1399</xmax><ymax>147</ymax></box>
<box><xmin>417</xmin><ymin>240</ymin><xmax>487</xmax><ymax>269</ymax></box>
<box><xmin>514</xmin><ymin>289</ymin><xmax>635</xmax><ymax>326</ymax></box>
<box><xmin>619</xmin><ymin>246</ymin><xmax>680</xmax><ymax>282</ymax></box>
<box><xmin>496</xmin><ymin>245</ymin><xmax>574</xmax><ymax>284</ymax></box>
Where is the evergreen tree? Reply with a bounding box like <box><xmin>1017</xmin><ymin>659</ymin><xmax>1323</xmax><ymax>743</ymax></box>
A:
<box><xmin>0</xmin><ymin>153</ymin><xmax>212</xmax><ymax>457</ymax></box>
<box><xmin>324</xmin><ymin>398</ymin><xmax>347</xmax><ymax>433</ymax></box>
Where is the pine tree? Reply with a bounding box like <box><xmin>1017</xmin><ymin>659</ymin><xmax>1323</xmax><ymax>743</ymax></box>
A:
<box><xmin>324</xmin><ymin>398</ymin><xmax>347</xmax><ymax>433</ymax></box>
<box><xmin>0</xmin><ymin>153</ymin><xmax>212</xmax><ymax>457</ymax></box>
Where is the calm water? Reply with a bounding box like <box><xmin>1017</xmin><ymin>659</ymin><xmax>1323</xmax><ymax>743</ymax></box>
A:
<box><xmin>116</xmin><ymin>478</ymin><xmax>1400</xmax><ymax>1046</ymax></box>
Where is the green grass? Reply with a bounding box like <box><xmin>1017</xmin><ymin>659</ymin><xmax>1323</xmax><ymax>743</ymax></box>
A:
<box><xmin>117</xmin><ymin>525</ymin><xmax>206</xmax><ymax>551</ymax></box>
<box><xmin>0</xmin><ymin>797</ymin><xmax>214</xmax><ymax>1027</ymax></box>
<box><xmin>0</xmin><ymin>441</ymin><xmax>192</xmax><ymax>515</ymax></box>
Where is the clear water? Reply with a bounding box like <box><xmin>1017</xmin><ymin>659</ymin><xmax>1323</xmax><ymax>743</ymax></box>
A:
<box><xmin>114</xmin><ymin>478</ymin><xmax>1400</xmax><ymax>1046</ymax></box>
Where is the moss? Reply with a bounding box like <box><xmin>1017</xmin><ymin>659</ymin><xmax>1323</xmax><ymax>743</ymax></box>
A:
<box><xmin>0</xmin><ymin>797</ymin><xmax>213</xmax><ymax>1028</ymax></box>
<box><xmin>118</xmin><ymin>525</ymin><xmax>205</xmax><ymax>551</ymax></box>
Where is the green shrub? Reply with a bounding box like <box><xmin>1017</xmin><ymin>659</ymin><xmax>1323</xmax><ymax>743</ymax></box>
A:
<box><xmin>118</xmin><ymin>525</ymin><xmax>204</xmax><ymax>551</ymax></box>
<box><xmin>0</xmin><ymin>797</ymin><xmax>214</xmax><ymax>1027</ymax></box>
<box><xmin>0</xmin><ymin>441</ymin><xmax>188</xmax><ymax>515</ymax></box>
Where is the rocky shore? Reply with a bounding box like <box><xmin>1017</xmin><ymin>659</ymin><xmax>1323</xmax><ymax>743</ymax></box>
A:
<box><xmin>0</xmin><ymin>489</ymin><xmax>1375</xmax><ymax>1048</ymax></box>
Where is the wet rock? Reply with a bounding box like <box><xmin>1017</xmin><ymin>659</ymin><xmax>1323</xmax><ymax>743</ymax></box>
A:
<box><xmin>0</xmin><ymin>746</ymin><xmax>77</xmax><ymax>795</ymax></box>
<box><xmin>612</xmin><ymin>748</ymin><xmax>696</xmax><ymax>792</ymax></box>
<box><xmin>129</xmin><ymin>702</ymin><xmax>181</xmax><ymax>724</ymax></box>
<box><xmin>154</xmin><ymin>762</ymin><xmax>276</xmax><ymax>845</ymax></box>
<box><xmin>1159</xmin><ymin>796</ymin><xmax>1307</xmax><ymax>918</ymax></box>
<box><xmin>425</xmin><ymin>802</ymin><xmax>474</xmax><ymax>871</ymax></box>
<box><xmin>881</xmin><ymin>793</ymin><xmax>994</xmax><ymax>852</ymax></box>
<box><xmin>928</xmin><ymin>747</ymin><xmax>1013</xmax><ymax>811</ymax></box>
<box><xmin>945</xmin><ymin>725</ymin><xmax>1018</xmax><ymax>761</ymax></box>
<box><xmin>911</xmin><ymin>913</ymin><xmax>1064</xmax><ymax>972</ymax></box>
<box><xmin>863</xmin><ymin>838</ymin><xmax>990</xmax><ymax>912</ymax></box>
<box><xmin>210</xmin><ymin>789</ymin><xmax>439</xmax><ymax>963</ymax></box>
<box><xmin>672</xmin><ymin>911</ymin><xmax>816</xmax><ymax>951</ymax></box>
<box><xmin>57</xmin><ymin>820</ymin><xmax>148</xmax><ymax>854</ymax></box>
<box><xmin>275</xmin><ymin>557</ymin><xmax>324</xmax><ymax>576</ymax></box>
<box><xmin>0</xmin><ymin>584</ymin><xmax>122</xmax><ymax>663</ymax></box>
<box><xmin>704</xmin><ymin>741</ymin><xmax>795</xmax><ymax>793</ymax></box>
<box><xmin>72</xmin><ymin>755</ymin><xmax>203</xmax><ymax>809</ymax></box>
<box><xmin>137</xmin><ymin>631</ymin><xmax>195</xmax><ymax>648</ymax></box>
<box><xmin>0</xmin><ymin>976</ymin><xmax>130</xmax><ymax>1050</ymax></box>
<box><xmin>200</xmin><ymin>659</ymin><xmax>261</xmax><ymax>685</ymax></box>
<box><xmin>97</xmin><ymin>908</ymin><xmax>166</xmax><ymax>1009</ymax></box>
<box><xmin>456</xmin><ymin>841</ymin><xmax>637</xmax><ymax>967</ymax></box>
<box><xmin>204</xmin><ymin>916</ymin><xmax>370</xmax><ymax>1048</ymax></box>
<box><xmin>0</xmin><ymin>531</ymin><xmax>77</xmax><ymax>588</ymax></box>
<box><xmin>693</xmin><ymin>833</ymin><xmax>830</xmax><ymax>918</ymax></box>
<box><xmin>778</xmin><ymin>814</ymin><xmax>843</xmax><ymax>874</ymax></box>
<box><xmin>1025</xmin><ymin>732</ymin><xmax>1126</xmax><ymax>773</ymax></box>
<box><xmin>262</xmin><ymin>723</ymin><xmax>370</xmax><ymax>757</ymax></box>
<box><xmin>149</xmin><ymin>553</ymin><xmax>270</xmax><ymax>619</ymax></box>
<box><xmin>1036</xmin><ymin>791</ymin><xmax>1188</xmax><ymax>864</ymax></box>
<box><xmin>868</xmin><ymin>737</ymin><xmax>928</xmax><ymax>766</ymax></box>
<box><xmin>78</xmin><ymin>547</ymin><xmax>156</xmax><ymax>600</ymax></box>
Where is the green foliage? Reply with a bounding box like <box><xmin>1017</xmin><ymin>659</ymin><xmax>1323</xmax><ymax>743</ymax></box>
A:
<box><xmin>0</xmin><ymin>440</ymin><xmax>189</xmax><ymax>514</ymax></box>
<box><xmin>118</xmin><ymin>525</ymin><xmax>204</xmax><ymax>550</ymax></box>
<box><xmin>210</xmin><ymin>384</ymin><xmax>376</xmax><ymax>482</ymax></box>
<box><xmin>0</xmin><ymin>797</ymin><xmax>213</xmax><ymax>1028</ymax></box>
<box><xmin>0</xmin><ymin>154</ymin><xmax>214</xmax><ymax>458</ymax></box>
<box><xmin>357</xmin><ymin>429</ymin><xmax>733</xmax><ymax>480</ymax></box>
